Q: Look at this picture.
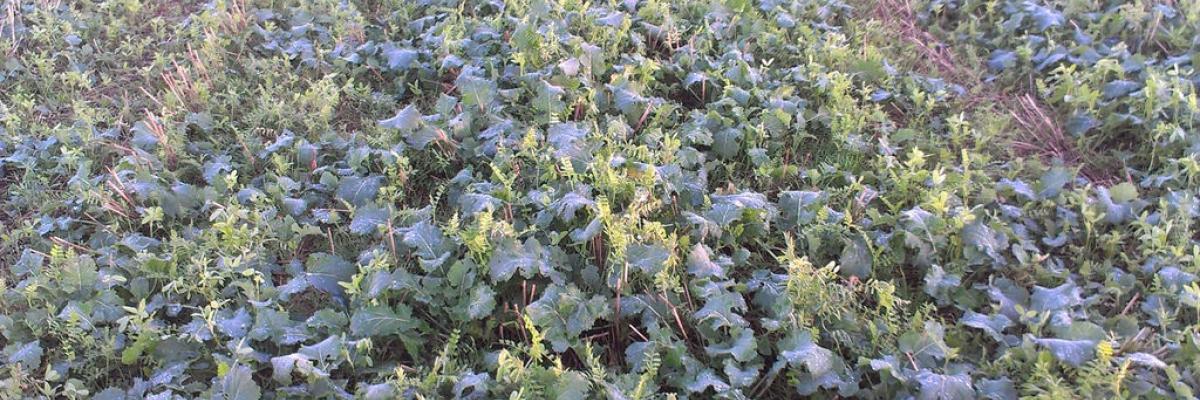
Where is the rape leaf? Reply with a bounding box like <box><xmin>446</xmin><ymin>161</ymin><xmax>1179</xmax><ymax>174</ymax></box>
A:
<box><xmin>915</xmin><ymin>371</ymin><xmax>974</xmax><ymax>400</ymax></box>
<box><xmin>337</xmin><ymin>175</ymin><xmax>384</xmax><ymax>207</ymax></box>
<box><xmin>379</xmin><ymin>105</ymin><xmax>422</xmax><ymax>132</ymax></box>
<box><xmin>350</xmin><ymin>206</ymin><xmax>389</xmax><ymax>235</ymax></box>
<box><xmin>215</xmin><ymin>364</ymin><xmax>261</xmax><ymax>400</ymax></box>
<box><xmin>1031</xmin><ymin>336</ymin><xmax>1096</xmax><ymax>367</ymax></box>
<box><xmin>306</xmin><ymin>253</ymin><xmax>355</xmax><ymax>296</ymax></box>
<box><xmin>350</xmin><ymin>305</ymin><xmax>414</xmax><ymax>337</ymax></box>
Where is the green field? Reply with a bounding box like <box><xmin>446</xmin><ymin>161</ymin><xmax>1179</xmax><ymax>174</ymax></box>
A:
<box><xmin>1</xmin><ymin>0</ymin><xmax>1198</xmax><ymax>398</ymax></box>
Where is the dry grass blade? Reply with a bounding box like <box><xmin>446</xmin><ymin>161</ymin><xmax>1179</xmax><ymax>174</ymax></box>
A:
<box><xmin>5</xmin><ymin>0</ymin><xmax>18</xmax><ymax>55</ymax></box>
<box><xmin>142</xmin><ymin>110</ymin><xmax>177</xmax><ymax>168</ymax></box>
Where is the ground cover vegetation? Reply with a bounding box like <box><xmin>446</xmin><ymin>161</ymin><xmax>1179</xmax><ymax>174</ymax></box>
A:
<box><xmin>0</xmin><ymin>0</ymin><xmax>1197</xmax><ymax>398</ymax></box>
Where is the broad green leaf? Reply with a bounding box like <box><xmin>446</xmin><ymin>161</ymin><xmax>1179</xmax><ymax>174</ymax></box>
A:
<box><xmin>839</xmin><ymin>237</ymin><xmax>872</xmax><ymax>278</ymax></box>
<box><xmin>1030</xmin><ymin>336</ymin><xmax>1096</xmax><ymax>367</ymax></box>
<box><xmin>13</xmin><ymin>249</ymin><xmax>44</xmax><ymax>277</ymax></box>
<box><xmin>215</xmin><ymin>364</ymin><xmax>261</xmax><ymax>400</ymax></box>
<box><xmin>977</xmin><ymin>378</ymin><xmax>1017</xmax><ymax>400</ymax></box>
<box><xmin>693</xmin><ymin>282</ymin><xmax>747</xmax><ymax>330</ymax></box>
<box><xmin>5</xmin><ymin>340</ymin><xmax>43</xmax><ymax>367</ymax></box>
<box><xmin>467</xmin><ymin>285</ymin><xmax>496</xmax><ymax>320</ymax></box>
<box><xmin>61</xmin><ymin>256</ymin><xmax>98</xmax><ymax>295</ymax></box>
<box><xmin>1108</xmin><ymin>182</ymin><xmax>1139</xmax><ymax>203</ymax></box>
<box><xmin>270</xmin><ymin>353</ymin><xmax>310</xmax><ymax>385</ymax></box>
<box><xmin>704</xmin><ymin>327</ymin><xmax>758</xmax><ymax>362</ymax></box>
<box><xmin>350</xmin><ymin>206</ymin><xmax>389</xmax><ymax>235</ymax></box>
<box><xmin>779</xmin><ymin>333</ymin><xmax>834</xmax><ymax>377</ymax></box>
<box><xmin>1030</xmin><ymin>281</ymin><xmax>1081</xmax><ymax>312</ymax></box>
<box><xmin>457</xmin><ymin>75</ymin><xmax>496</xmax><ymax>111</ymax></box>
<box><xmin>363</xmin><ymin>383</ymin><xmax>397</xmax><ymax>400</ymax></box>
<box><xmin>350</xmin><ymin>305</ymin><xmax>413</xmax><ymax>337</ymax></box>
<box><xmin>626</xmin><ymin>244</ymin><xmax>670</xmax><ymax>275</ymax></box>
<box><xmin>685</xmin><ymin>369</ymin><xmax>731</xmax><ymax>394</ymax></box>
<box><xmin>527</xmin><ymin>284</ymin><xmax>610</xmax><ymax>352</ymax></box>
<box><xmin>403</xmin><ymin>220</ymin><xmax>449</xmax><ymax>270</ymax></box>
<box><xmin>489</xmin><ymin>238</ymin><xmax>550</xmax><ymax>283</ymax></box>
<box><xmin>960</xmin><ymin>311</ymin><xmax>1012</xmax><ymax>342</ymax></box>
<box><xmin>337</xmin><ymin>176</ymin><xmax>384</xmax><ymax>207</ymax></box>
<box><xmin>687</xmin><ymin>244</ymin><xmax>725</xmax><ymax>278</ymax></box>
<box><xmin>962</xmin><ymin>221</ymin><xmax>1005</xmax><ymax>265</ymax></box>
<box><xmin>549</xmin><ymin>371</ymin><xmax>590</xmax><ymax>400</ymax></box>
<box><xmin>300</xmin><ymin>336</ymin><xmax>345</xmax><ymax>362</ymax></box>
<box><xmin>924</xmin><ymin>265</ymin><xmax>961</xmax><ymax>304</ymax></box>
<box><xmin>306</xmin><ymin>253</ymin><xmax>355</xmax><ymax>296</ymax></box>
<box><xmin>1037</xmin><ymin>167</ymin><xmax>1073</xmax><ymax>198</ymax></box>
<box><xmin>378</xmin><ymin>105</ymin><xmax>422</xmax><ymax>132</ymax></box>
<box><xmin>899</xmin><ymin>321</ymin><xmax>951</xmax><ymax>365</ymax></box>
<box><xmin>915</xmin><ymin>371</ymin><xmax>974</xmax><ymax>400</ymax></box>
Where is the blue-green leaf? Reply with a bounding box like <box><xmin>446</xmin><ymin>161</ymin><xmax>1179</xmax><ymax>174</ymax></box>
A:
<box><xmin>306</xmin><ymin>253</ymin><xmax>355</xmax><ymax>296</ymax></box>
<box><xmin>1031</xmin><ymin>336</ymin><xmax>1096</xmax><ymax>367</ymax></box>
<box><xmin>378</xmin><ymin>105</ymin><xmax>421</xmax><ymax>132</ymax></box>
<box><xmin>467</xmin><ymin>285</ymin><xmax>496</xmax><ymax>320</ymax></box>
<box><xmin>705</xmin><ymin>327</ymin><xmax>758</xmax><ymax>362</ymax></box>
<box><xmin>215</xmin><ymin>364</ymin><xmax>261</xmax><ymax>400</ymax></box>
<box><xmin>960</xmin><ymin>311</ymin><xmax>1012</xmax><ymax>342</ymax></box>
<box><xmin>915</xmin><ymin>371</ymin><xmax>974</xmax><ymax>400</ymax></box>
<box><xmin>350</xmin><ymin>305</ymin><xmax>413</xmax><ymax>337</ymax></box>
<box><xmin>687</xmin><ymin>244</ymin><xmax>725</xmax><ymax>278</ymax></box>
<box><xmin>350</xmin><ymin>206</ymin><xmax>389</xmax><ymax>235</ymax></box>
<box><xmin>337</xmin><ymin>176</ymin><xmax>384</xmax><ymax>207</ymax></box>
<box><xmin>5</xmin><ymin>340</ymin><xmax>43</xmax><ymax>367</ymax></box>
<box><xmin>626</xmin><ymin>244</ymin><xmax>670</xmax><ymax>275</ymax></box>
